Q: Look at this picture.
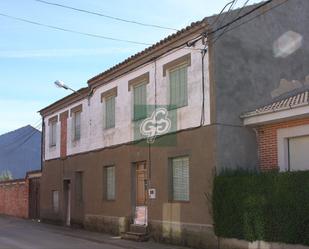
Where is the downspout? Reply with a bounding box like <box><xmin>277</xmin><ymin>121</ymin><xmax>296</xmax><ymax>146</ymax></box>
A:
<box><xmin>41</xmin><ymin>116</ymin><xmax>45</xmax><ymax>172</ymax></box>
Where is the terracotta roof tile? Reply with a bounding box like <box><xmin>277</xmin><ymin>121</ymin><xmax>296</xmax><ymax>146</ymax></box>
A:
<box><xmin>241</xmin><ymin>90</ymin><xmax>309</xmax><ymax>118</ymax></box>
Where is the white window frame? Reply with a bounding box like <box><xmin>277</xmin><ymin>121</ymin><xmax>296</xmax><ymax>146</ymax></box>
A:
<box><xmin>277</xmin><ymin>124</ymin><xmax>309</xmax><ymax>171</ymax></box>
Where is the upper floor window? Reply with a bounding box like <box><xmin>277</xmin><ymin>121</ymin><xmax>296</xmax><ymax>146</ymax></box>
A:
<box><xmin>163</xmin><ymin>53</ymin><xmax>191</xmax><ymax>109</ymax></box>
<box><xmin>133</xmin><ymin>83</ymin><xmax>147</xmax><ymax>121</ymax></box>
<box><xmin>105</xmin><ymin>96</ymin><xmax>116</xmax><ymax>128</ymax></box>
<box><xmin>128</xmin><ymin>72</ymin><xmax>149</xmax><ymax>121</ymax></box>
<box><xmin>169</xmin><ymin>64</ymin><xmax>188</xmax><ymax>109</ymax></box>
<box><xmin>101</xmin><ymin>87</ymin><xmax>117</xmax><ymax>129</ymax></box>
<box><xmin>70</xmin><ymin>104</ymin><xmax>83</xmax><ymax>141</ymax></box>
<box><xmin>48</xmin><ymin>116</ymin><xmax>58</xmax><ymax>147</ymax></box>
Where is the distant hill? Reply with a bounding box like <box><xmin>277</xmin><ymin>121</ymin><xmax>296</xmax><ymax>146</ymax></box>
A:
<box><xmin>0</xmin><ymin>125</ymin><xmax>41</xmax><ymax>179</ymax></box>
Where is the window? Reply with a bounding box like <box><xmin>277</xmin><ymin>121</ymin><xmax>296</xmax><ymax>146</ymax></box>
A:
<box><xmin>105</xmin><ymin>166</ymin><xmax>115</xmax><ymax>200</ymax></box>
<box><xmin>75</xmin><ymin>172</ymin><xmax>83</xmax><ymax>205</ymax></box>
<box><xmin>171</xmin><ymin>156</ymin><xmax>189</xmax><ymax>201</ymax></box>
<box><xmin>133</xmin><ymin>83</ymin><xmax>147</xmax><ymax>121</ymax></box>
<box><xmin>52</xmin><ymin>190</ymin><xmax>59</xmax><ymax>213</ymax></box>
<box><xmin>105</xmin><ymin>95</ymin><xmax>116</xmax><ymax>129</ymax></box>
<box><xmin>73</xmin><ymin>111</ymin><xmax>81</xmax><ymax>141</ymax></box>
<box><xmin>49</xmin><ymin>121</ymin><xmax>57</xmax><ymax>147</ymax></box>
<box><xmin>169</xmin><ymin>64</ymin><xmax>188</xmax><ymax>109</ymax></box>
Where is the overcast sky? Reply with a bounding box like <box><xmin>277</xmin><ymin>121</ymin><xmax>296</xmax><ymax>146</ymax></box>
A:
<box><xmin>0</xmin><ymin>0</ymin><xmax>261</xmax><ymax>135</ymax></box>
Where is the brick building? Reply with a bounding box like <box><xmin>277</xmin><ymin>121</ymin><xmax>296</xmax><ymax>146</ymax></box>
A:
<box><xmin>242</xmin><ymin>90</ymin><xmax>309</xmax><ymax>172</ymax></box>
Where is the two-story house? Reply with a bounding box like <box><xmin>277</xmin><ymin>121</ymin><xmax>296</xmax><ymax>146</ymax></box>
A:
<box><xmin>39</xmin><ymin>0</ymin><xmax>309</xmax><ymax>248</ymax></box>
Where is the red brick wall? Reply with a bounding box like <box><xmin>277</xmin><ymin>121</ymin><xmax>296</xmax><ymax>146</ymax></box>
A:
<box><xmin>0</xmin><ymin>179</ymin><xmax>29</xmax><ymax>218</ymax></box>
<box><xmin>257</xmin><ymin>117</ymin><xmax>309</xmax><ymax>171</ymax></box>
<box><xmin>60</xmin><ymin>111</ymin><xmax>68</xmax><ymax>158</ymax></box>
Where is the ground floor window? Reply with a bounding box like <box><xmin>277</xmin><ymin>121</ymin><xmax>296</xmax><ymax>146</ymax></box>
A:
<box><xmin>52</xmin><ymin>190</ymin><xmax>59</xmax><ymax>213</ymax></box>
<box><xmin>288</xmin><ymin>135</ymin><xmax>309</xmax><ymax>171</ymax></box>
<box><xmin>170</xmin><ymin>156</ymin><xmax>189</xmax><ymax>201</ymax></box>
<box><xmin>75</xmin><ymin>172</ymin><xmax>83</xmax><ymax>205</ymax></box>
<box><xmin>105</xmin><ymin>166</ymin><xmax>115</xmax><ymax>200</ymax></box>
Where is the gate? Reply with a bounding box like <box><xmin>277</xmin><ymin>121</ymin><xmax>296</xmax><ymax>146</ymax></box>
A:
<box><xmin>29</xmin><ymin>177</ymin><xmax>40</xmax><ymax>219</ymax></box>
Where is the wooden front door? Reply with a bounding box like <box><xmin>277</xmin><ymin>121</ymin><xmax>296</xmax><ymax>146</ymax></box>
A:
<box><xmin>136</xmin><ymin>162</ymin><xmax>147</xmax><ymax>206</ymax></box>
<box><xmin>135</xmin><ymin>161</ymin><xmax>148</xmax><ymax>225</ymax></box>
<box><xmin>29</xmin><ymin>177</ymin><xmax>40</xmax><ymax>219</ymax></box>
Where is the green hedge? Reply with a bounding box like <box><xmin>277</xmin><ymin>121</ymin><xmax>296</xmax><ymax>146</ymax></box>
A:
<box><xmin>213</xmin><ymin>171</ymin><xmax>309</xmax><ymax>245</ymax></box>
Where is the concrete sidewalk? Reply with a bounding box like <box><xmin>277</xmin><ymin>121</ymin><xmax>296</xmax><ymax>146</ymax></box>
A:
<box><xmin>0</xmin><ymin>215</ymin><xmax>189</xmax><ymax>249</ymax></box>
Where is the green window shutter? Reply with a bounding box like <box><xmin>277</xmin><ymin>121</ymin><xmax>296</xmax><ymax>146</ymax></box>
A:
<box><xmin>49</xmin><ymin>122</ymin><xmax>57</xmax><ymax>146</ymax></box>
<box><xmin>172</xmin><ymin>157</ymin><xmax>189</xmax><ymax>201</ymax></box>
<box><xmin>105</xmin><ymin>96</ymin><xmax>116</xmax><ymax>129</ymax></box>
<box><xmin>133</xmin><ymin>83</ymin><xmax>147</xmax><ymax>121</ymax></box>
<box><xmin>169</xmin><ymin>65</ymin><xmax>188</xmax><ymax>109</ymax></box>
<box><xmin>74</xmin><ymin>111</ymin><xmax>81</xmax><ymax>140</ymax></box>
<box><xmin>106</xmin><ymin>166</ymin><xmax>115</xmax><ymax>200</ymax></box>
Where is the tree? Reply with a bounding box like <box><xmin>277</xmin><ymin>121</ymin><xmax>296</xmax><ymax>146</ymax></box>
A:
<box><xmin>0</xmin><ymin>169</ymin><xmax>13</xmax><ymax>181</ymax></box>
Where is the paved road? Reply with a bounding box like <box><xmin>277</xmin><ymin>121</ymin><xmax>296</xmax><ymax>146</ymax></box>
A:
<box><xmin>0</xmin><ymin>215</ymin><xmax>187</xmax><ymax>249</ymax></box>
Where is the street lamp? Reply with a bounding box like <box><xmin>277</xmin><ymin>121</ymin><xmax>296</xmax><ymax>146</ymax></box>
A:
<box><xmin>54</xmin><ymin>80</ymin><xmax>78</xmax><ymax>94</ymax></box>
<box><xmin>54</xmin><ymin>80</ymin><xmax>91</xmax><ymax>105</ymax></box>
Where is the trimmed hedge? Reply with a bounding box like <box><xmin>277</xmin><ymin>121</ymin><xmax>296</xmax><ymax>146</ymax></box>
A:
<box><xmin>213</xmin><ymin>171</ymin><xmax>309</xmax><ymax>245</ymax></box>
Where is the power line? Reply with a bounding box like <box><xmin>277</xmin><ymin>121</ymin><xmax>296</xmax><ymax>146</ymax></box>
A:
<box><xmin>4</xmin><ymin>123</ymin><xmax>42</xmax><ymax>155</ymax></box>
<box><xmin>207</xmin><ymin>0</ymin><xmax>274</xmax><ymax>36</ymax></box>
<box><xmin>212</xmin><ymin>0</ymin><xmax>250</xmax><ymax>45</ymax></box>
<box><xmin>0</xmin><ymin>12</ymin><xmax>152</xmax><ymax>46</ymax></box>
<box><xmin>0</xmin><ymin>120</ymin><xmax>42</xmax><ymax>149</ymax></box>
<box><xmin>215</xmin><ymin>0</ymin><xmax>238</xmax><ymax>31</ymax></box>
<box><xmin>211</xmin><ymin>0</ymin><xmax>289</xmax><ymax>44</ymax></box>
<box><xmin>207</xmin><ymin>0</ymin><xmax>236</xmax><ymax>28</ymax></box>
<box><xmin>33</xmin><ymin>0</ymin><xmax>178</xmax><ymax>31</ymax></box>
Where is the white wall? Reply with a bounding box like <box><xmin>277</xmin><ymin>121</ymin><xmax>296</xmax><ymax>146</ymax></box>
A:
<box><xmin>44</xmin><ymin>40</ymin><xmax>211</xmax><ymax>160</ymax></box>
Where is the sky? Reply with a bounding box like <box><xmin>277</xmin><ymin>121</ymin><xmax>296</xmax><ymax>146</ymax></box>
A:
<box><xmin>0</xmin><ymin>0</ymin><xmax>261</xmax><ymax>135</ymax></box>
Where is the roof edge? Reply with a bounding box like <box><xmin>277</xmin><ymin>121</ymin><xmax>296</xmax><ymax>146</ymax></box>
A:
<box><xmin>39</xmin><ymin>87</ymin><xmax>89</xmax><ymax>117</ymax></box>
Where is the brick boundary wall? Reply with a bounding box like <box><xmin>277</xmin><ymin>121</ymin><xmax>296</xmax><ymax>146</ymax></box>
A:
<box><xmin>257</xmin><ymin>117</ymin><xmax>309</xmax><ymax>171</ymax></box>
<box><xmin>0</xmin><ymin>178</ymin><xmax>29</xmax><ymax>218</ymax></box>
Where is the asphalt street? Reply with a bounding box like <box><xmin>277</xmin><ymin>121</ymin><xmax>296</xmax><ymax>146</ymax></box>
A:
<box><xmin>0</xmin><ymin>215</ymin><xmax>187</xmax><ymax>249</ymax></box>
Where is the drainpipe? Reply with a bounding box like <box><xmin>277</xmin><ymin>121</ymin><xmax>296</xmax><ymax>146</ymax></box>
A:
<box><xmin>41</xmin><ymin>116</ymin><xmax>45</xmax><ymax>172</ymax></box>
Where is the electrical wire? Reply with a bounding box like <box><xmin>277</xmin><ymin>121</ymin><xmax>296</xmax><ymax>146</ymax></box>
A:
<box><xmin>4</xmin><ymin>123</ymin><xmax>42</xmax><ymax>154</ymax></box>
<box><xmin>0</xmin><ymin>120</ymin><xmax>42</xmax><ymax>149</ymax></box>
<box><xmin>0</xmin><ymin>12</ymin><xmax>152</xmax><ymax>46</ymax></box>
<box><xmin>33</xmin><ymin>0</ymin><xmax>178</xmax><ymax>31</ymax></box>
<box><xmin>206</xmin><ymin>0</ymin><xmax>273</xmax><ymax>37</ymax></box>
<box><xmin>207</xmin><ymin>0</ymin><xmax>236</xmax><ymax>29</ymax></box>
<box><xmin>212</xmin><ymin>0</ymin><xmax>250</xmax><ymax>45</ymax></box>
<box><xmin>212</xmin><ymin>0</ymin><xmax>289</xmax><ymax>43</ymax></box>
<box><xmin>215</xmin><ymin>0</ymin><xmax>238</xmax><ymax>31</ymax></box>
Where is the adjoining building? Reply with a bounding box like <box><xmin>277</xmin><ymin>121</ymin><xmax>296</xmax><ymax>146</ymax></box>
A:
<box><xmin>0</xmin><ymin>125</ymin><xmax>41</xmax><ymax>179</ymax></box>
<box><xmin>38</xmin><ymin>0</ymin><xmax>309</xmax><ymax>248</ymax></box>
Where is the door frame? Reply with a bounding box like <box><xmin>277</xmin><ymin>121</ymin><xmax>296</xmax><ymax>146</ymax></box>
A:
<box><xmin>63</xmin><ymin>179</ymin><xmax>71</xmax><ymax>226</ymax></box>
<box><xmin>132</xmin><ymin>161</ymin><xmax>148</xmax><ymax>225</ymax></box>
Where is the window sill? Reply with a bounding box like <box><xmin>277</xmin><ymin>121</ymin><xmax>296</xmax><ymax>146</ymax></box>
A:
<box><xmin>103</xmin><ymin>199</ymin><xmax>116</xmax><ymax>202</ymax></box>
<box><xmin>169</xmin><ymin>200</ymin><xmax>190</xmax><ymax>204</ymax></box>
<box><xmin>104</xmin><ymin>126</ymin><xmax>116</xmax><ymax>130</ymax></box>
<box><xmin>168</xmin><ymin>103</ymin><xmax>188</xmax><ymax>111</ymax></box>
<box><xmin>132</xmin><ymin>117</ymin><xmax>147</xmax><ymax>122</ymax></box>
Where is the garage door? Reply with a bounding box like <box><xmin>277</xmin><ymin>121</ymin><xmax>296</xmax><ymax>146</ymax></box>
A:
<box><xmin>289</xmin><ymin>135</ymin><xmax>309</xmax><ymax>171</ymax></box>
